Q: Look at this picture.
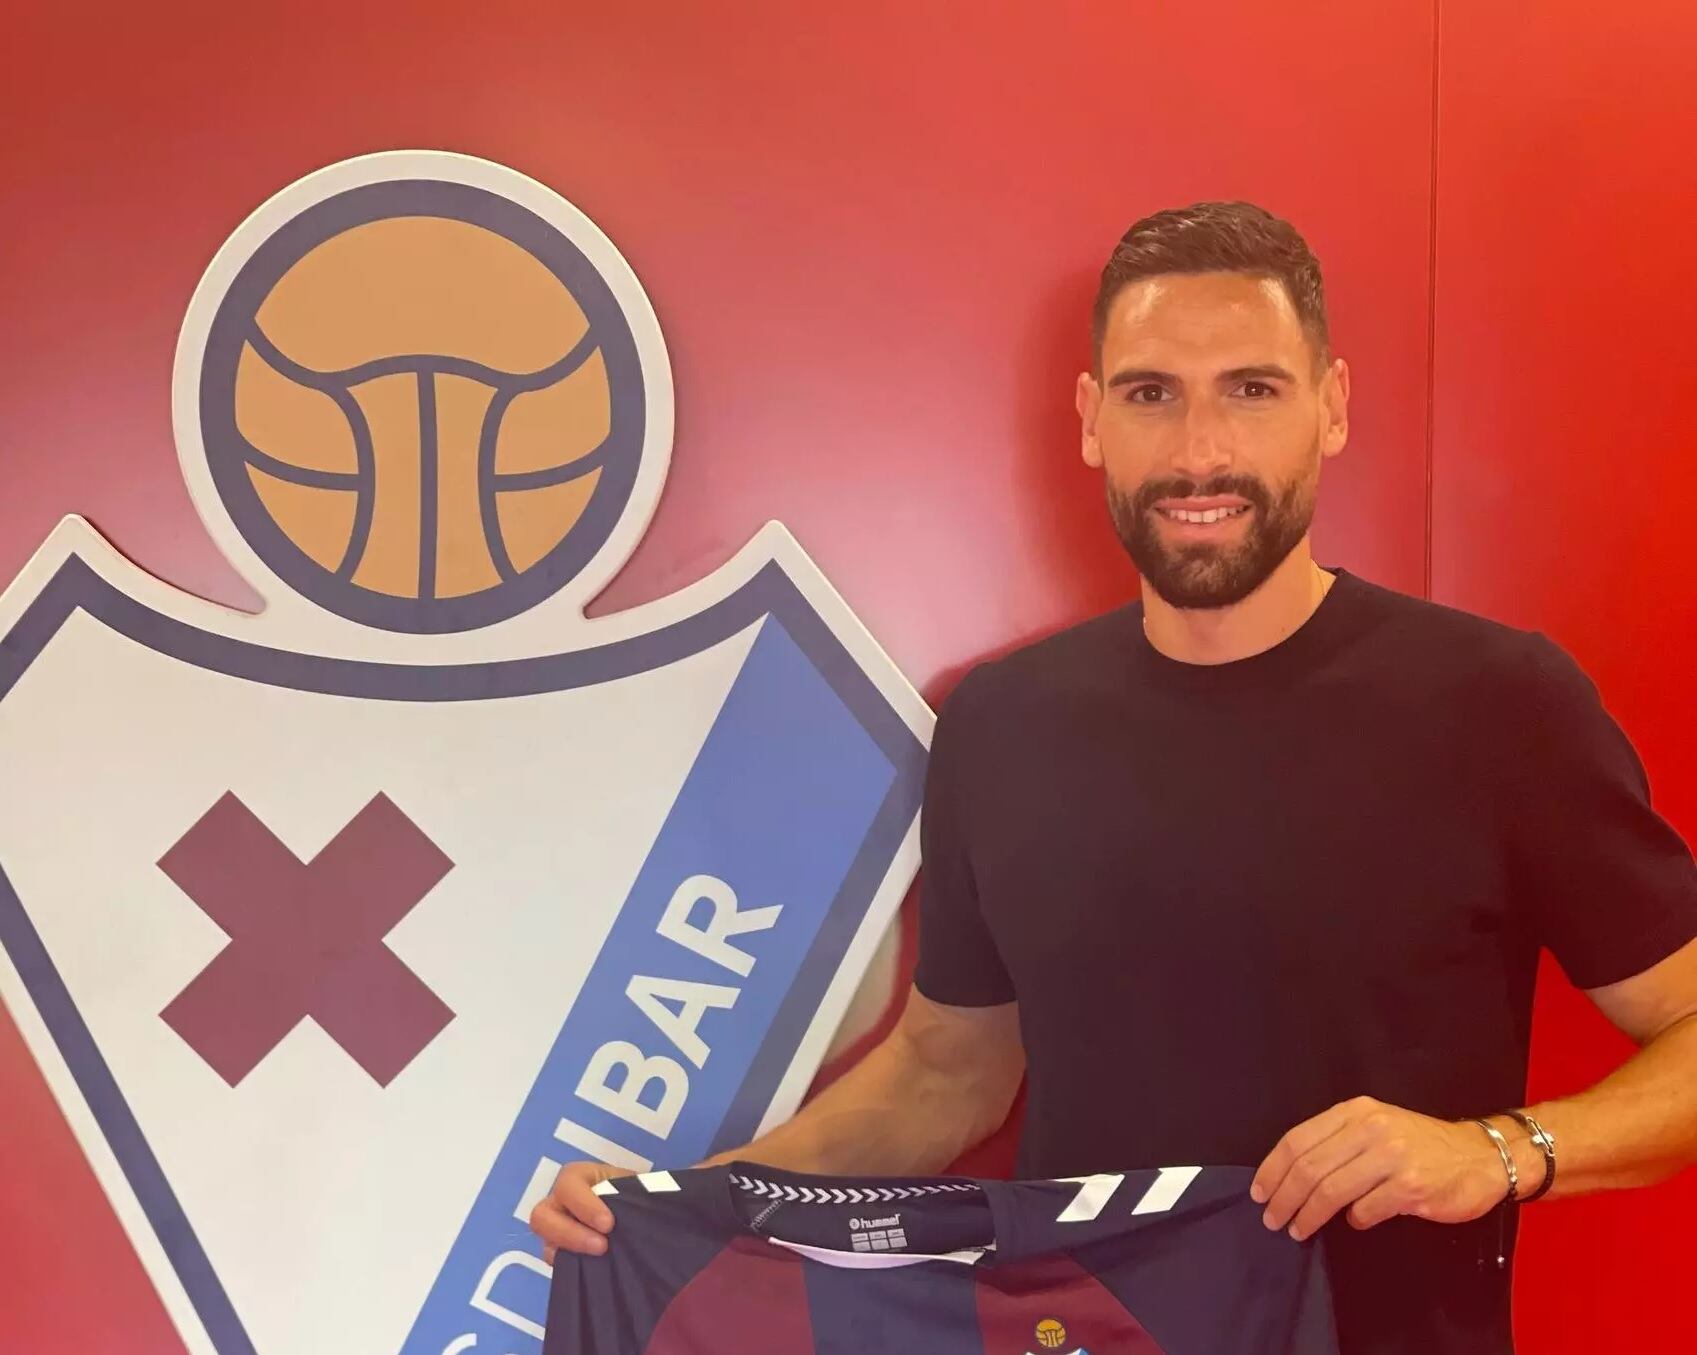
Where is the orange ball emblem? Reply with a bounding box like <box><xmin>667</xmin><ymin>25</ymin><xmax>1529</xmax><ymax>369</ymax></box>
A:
<box><xmin>198</xmin><ymin>177</ymin><xmax>648</xmax><ymax>633</ymax></box>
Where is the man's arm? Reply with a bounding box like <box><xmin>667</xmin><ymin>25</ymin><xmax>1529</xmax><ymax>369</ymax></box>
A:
<box><xmin>1252</xmin><ymin>936</ymin><xmax>1697</xmax><ymax>1241</ymax></box>
<box><xmin>529</xmin><ymin>988</ymin><xmax>1024</xmax><ymax>1258</ymax></box>
<box><xmin>702</xmin><ymin>988</ymin><xmax>1025</xmax><ymax>1176</ymax></box>
<box><xmin>1506</xmin><ymin>935</ymin><xmax>1697</xmax><ymax>1194</ymax></box>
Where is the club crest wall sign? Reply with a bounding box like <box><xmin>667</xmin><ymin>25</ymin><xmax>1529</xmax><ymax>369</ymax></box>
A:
<box><xmin>0</xmin><ymin>152</ymin><xmax>931</xmax><ymax>1355</ymax></box>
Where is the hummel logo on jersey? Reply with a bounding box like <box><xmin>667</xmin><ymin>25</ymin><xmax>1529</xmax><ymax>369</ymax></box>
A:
<box><xmin>848</xmin><ymin>1213</ymin><xmax>906</xmax><ymax>1250</ymax></box>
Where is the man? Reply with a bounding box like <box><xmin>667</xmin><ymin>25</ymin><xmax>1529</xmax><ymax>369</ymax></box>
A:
<box><xmin>533</xmin><ymin>202</ymin><xmax>1697</xmax><ymax>1353</ymax></box>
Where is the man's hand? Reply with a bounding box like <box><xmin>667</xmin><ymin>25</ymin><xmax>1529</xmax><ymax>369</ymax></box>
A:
<box><xmin>1250</xmin><ymin>1097</ymin><xmax>1511</xmax><ymax>1241</ymax></box>
<box><xmin>530</xmin><ymin>1161</ymin><xmax>634</xmax><ymax>1264</ymax></box>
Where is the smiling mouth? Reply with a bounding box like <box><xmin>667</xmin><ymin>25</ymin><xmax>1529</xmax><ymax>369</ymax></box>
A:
<box><xmin>1154</xmin><ymin>504</ymin><xmax>1252</xmax><ymax>525</ymax></box>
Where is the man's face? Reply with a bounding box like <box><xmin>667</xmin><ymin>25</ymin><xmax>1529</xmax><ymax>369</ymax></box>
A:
<box><xmin>1077</xmin><ymin>272</ymin><xmax>1349</xmax><ymax>609</ymax></box>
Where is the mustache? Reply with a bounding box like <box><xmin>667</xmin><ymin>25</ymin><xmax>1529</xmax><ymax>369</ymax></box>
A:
<box><xmin>1131</xmin><ymin>474</ymin><xmax>1272</xmax><ymax>514</ymax></box>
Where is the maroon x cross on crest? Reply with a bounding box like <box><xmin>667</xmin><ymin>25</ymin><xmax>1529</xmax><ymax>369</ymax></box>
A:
<box><xmin>158</xmin><ymin>791</ymin><xmax>456</xmax><ymax>1087</ymax></box>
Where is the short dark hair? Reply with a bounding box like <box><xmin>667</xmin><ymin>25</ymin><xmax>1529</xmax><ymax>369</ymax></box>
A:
<box><xmin>1092</xmin><ymin>201</ymin><xmax>1330</xmax><ymax>376</ymax></box>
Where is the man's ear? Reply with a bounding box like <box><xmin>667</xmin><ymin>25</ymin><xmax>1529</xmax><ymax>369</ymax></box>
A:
<box><xmin>1320</xmin><ymin>358</ymin><xmax>1350</xmax><ymax>460</ymax></box>
<box><xmin>1077</xmin><ymin>371</ymin><xmax>1104</xmax><ymax>469</ymax></box>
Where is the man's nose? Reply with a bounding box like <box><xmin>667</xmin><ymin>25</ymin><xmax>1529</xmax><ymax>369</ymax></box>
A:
<box><xmin>1170</xmin><ymin>401</ymin><xmax>1234</xmax><ymax>481</ymax></box>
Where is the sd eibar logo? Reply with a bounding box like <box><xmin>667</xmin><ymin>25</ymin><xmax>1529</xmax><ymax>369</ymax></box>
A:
<box><xmin>0</xmin><ymin>153</ymin><xmax>930</xmax><ymax>1355</ymax></box>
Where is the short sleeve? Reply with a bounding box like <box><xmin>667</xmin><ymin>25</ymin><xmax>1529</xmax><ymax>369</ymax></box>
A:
<box><xmin>912</xmin><ymin>668</ymin><xmax>1017</xmax><ymax>1007</ymax></box>
<box><xmin>1502</xmin><ymin>635</ymin><xmax>1697</xmax><ymax>988</ymax></box>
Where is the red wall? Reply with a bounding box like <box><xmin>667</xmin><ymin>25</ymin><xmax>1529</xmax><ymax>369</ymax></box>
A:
<box><xmin>0</xmin><ymin>2</ymin><xmax>1688</xmax><ymax>1348</ymax></box>
<box><xmin>1430</xmin><ymin>3</ymin><xmax>1697</xmax><ymax>1346</ymax></box>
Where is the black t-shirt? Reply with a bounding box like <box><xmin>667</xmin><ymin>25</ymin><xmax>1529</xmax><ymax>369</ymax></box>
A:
<box><xmin>913</xmin><ymin>567</ymin><xmax>1697</xmax><ymax>1355</ymax></box>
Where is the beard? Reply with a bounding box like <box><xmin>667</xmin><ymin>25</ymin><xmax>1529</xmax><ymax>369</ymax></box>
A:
<box><xmin>1107</xmin><ymin>459</ymin><xmax>1318</xmax><ymax>610</ymax></box>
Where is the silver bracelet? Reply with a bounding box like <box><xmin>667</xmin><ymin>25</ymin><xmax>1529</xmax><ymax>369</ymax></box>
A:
<box><xmin>1505</xmin><ymin>1109</ymin><xmax>1556</xmax><ymax>1203</ymax></box>
<box><xmin>1469</xmin><ymin>1117</ymin><xmax>1519</xmax><ymax>1202</ymax></box>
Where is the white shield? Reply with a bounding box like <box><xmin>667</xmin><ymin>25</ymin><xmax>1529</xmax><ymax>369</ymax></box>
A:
<box><xmin>0</xmin><ymin>520</ymin><xmax>927</xmax><ymax>1355</ymax></box>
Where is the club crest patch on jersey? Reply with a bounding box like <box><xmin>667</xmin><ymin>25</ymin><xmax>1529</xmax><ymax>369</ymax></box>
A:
<box><xmin>0</xmin><ymin>152</ymin><xmax>930</xmax><ymax>1355</ymax></box>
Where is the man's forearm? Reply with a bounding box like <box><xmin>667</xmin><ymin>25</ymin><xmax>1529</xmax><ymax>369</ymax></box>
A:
<box><xmin>702</xmin><ymin>1023</ymin><xmax>1017</xmax><ymax>1177</ymax></box>
<box><xmin>1486</xmin><ymin>1012</ymin><xmax>1697</xmax><ymax>1198</ymax></box>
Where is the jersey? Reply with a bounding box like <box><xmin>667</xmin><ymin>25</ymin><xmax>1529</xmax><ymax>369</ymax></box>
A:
<box><xmin>544</xmin><ymin>1162</ymin><xmax>1338</xmax><ymax>1353</ymax></box>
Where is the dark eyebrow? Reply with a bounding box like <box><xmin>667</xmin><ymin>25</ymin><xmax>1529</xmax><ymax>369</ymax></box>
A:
<box><xmin>1220</xmin><ymin>364</ymin><xmax>1298</xmax><ymax>385</ymax></box>
<box><xmin>1105</xmin><ymin>364</ymin><xmax>1298</xmax><ymax>390</ymax></box>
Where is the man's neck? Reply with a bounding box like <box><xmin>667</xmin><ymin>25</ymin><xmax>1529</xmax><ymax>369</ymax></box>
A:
<box><xmin>1140</xmin><ymin>544</ymin><xmax>1334</xmax><ymax>667</ymax></box>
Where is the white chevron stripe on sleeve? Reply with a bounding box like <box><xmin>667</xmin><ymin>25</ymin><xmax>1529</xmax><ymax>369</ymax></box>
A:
<box><xmin>1054</xmin><ymin>1173</ymin><xmax>1125</xmax><ymax>1222</ymax></box>
<box><xmin>1131</xmin><ymin>1165</ymin><xmax>1203</xmax><ymax>1215</ymax></box>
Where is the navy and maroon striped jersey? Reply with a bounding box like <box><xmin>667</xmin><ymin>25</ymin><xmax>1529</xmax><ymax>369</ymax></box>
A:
<box><xmin>544</xmin><ymin>1162</ymin><xmax>1337</xmax><ymax>1353</ymax></box>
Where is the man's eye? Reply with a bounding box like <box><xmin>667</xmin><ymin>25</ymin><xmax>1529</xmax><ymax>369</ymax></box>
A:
<box><xmin>1129</xmin><ymin>385</ymin><xmax>1169</xmax><ymax>404</ymax></box>
<box><xmin>1240</xmin><ymin>381</ymin><xmax>1275</xmax><ymax>398</ymax></box>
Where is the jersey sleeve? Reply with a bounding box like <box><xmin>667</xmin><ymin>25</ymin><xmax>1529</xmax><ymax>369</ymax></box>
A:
<box><xmin>1501</xmin><ymin>634</ymin><xmax>1697</xmax><ymax>988</ymax></box>
<box><xmin>912</xmin><ymin>667</ymin><xmax>1017</xmax><ymax>1007</ymax></box>
<box><xmin>994</xmin><ymin>1172</ymin><xmax>1340</xmax><ymax>1355</ymax></box>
